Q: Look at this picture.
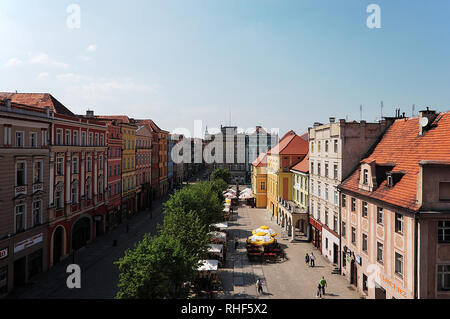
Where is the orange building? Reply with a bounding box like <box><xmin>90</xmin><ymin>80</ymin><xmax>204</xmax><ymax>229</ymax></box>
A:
<box><xmin>251</xmin><ymin>153</ymin><xmax>268</xmax><ymax>208</ymax></box>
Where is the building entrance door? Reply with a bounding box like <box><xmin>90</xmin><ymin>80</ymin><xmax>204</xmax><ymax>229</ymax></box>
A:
<box><xmin>375</xmin><ymin>283</ymin><xmax>386</xmax><ymax>299</ymax></box>
<box><xmin>333</xmin><ymin>243</ymin><xmax>339</xmax><ymax>264</ymax></box>
<box><xmin>350</xmin><ymin>260</ymin><xmax>358</xmax><ymax>287</ymax></box>
<box><xmin>13</xmin><ymin>257</ymin><xmax>26</xmax><ymax>287</ymax></box>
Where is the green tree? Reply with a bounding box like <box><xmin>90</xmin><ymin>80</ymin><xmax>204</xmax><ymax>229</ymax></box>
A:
<box><xmin>159</xmin><ymin>210</ymin><xmax>209</xmax><ymax>260</ymax></box>
<box><xmin>212</xmin><ymin>178</ymin><xmax>228</xmax><ymax>192</ymax></box>
<box><xmin>115</xmin><ymin>234</ymin><xmax>198</xmax><ymax>299</ymax></box>
<box><xmin>163</xmin><ymin>181</ymin><xmax>223</xmax><ymax>225</ymax></box>
<box><xmin>210</xmin><ymin>168</ymin><xmax>231</xmax><ymax>184</ymax></box>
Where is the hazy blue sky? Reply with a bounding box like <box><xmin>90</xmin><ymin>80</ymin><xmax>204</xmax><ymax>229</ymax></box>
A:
<box><xmin>1</xmin><ymin>0</ymin><xmax>449</xmax><ymax>137</ymax></box>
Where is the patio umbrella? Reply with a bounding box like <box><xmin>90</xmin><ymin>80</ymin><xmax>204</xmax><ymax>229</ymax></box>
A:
<box><xmin>247</xmin><ymin>233</ymin><xmax>275</xmax><ymax>246</ymax></box>
<box><xmin>252</xmin><ymin>226</ymin><xmax>277</xmax><ymax>237</ymax></box>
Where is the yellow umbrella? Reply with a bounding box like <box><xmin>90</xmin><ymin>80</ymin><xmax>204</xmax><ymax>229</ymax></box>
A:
<box><xmin>247</xmin><ymin>233</ymin><xmax>275</xmax><ymax>246</ymax></box>
<box><xmin>252</xmin><ymin>226</ymin><xmax>277</xmax><ymax>237</ymax></box>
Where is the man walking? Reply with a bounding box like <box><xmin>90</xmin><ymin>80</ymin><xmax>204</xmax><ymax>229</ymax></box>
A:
<box><xmin>320</xmin><ymin>276</ymin><xmax>327</xmax><ymax>295</ymax></box>
<box><xmin>256</xmin><ymin>278</ymin><xmax>263</xmax><ymax>295</ymax></box>
<box><xmin>310</xmin><ymin>252</ymin><xmax>315</xmax><ymax>267</ymax></box>
<box><xmin>305</xmin><ymin>253</ymin><xmax>310</xmax><ymax>266</ymax></box>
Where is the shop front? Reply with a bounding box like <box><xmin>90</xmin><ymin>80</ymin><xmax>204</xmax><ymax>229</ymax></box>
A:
<box><xmin>309</xmin><ymin>217</ymin><xmax>322</xmax><ymax>251</ymax></box>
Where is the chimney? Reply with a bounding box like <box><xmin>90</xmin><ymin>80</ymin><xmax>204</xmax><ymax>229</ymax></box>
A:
<box><xmin>86</xmin><ymin>110</ymin><xmax>94</xmax><ymax>118</ymax></box>
<box><xmin>329</xmin><ymin>117</ymin><xmax>336</xmax><ymax>123</ymax></box>
<box><xmin>419</xmin><ymin>107</ymin><xmax>437</xmax><ymax>136</ymax></box>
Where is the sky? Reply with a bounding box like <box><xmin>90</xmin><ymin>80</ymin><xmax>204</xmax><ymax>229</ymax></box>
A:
<box><xmin>1</xmin><ymin>0</ymin><xmax>450</xmax><ymax>138</ymax></box>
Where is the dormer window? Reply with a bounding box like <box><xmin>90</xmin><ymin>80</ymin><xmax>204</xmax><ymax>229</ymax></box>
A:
<box><xmin>387</xmin><ymin>174</ymin><xmax>393</xmax><ymax>188</ymax></box>
<box><xmin>363</xmin><ymin>169</ymin><xmax>369</xmax><ymax>185</ymax></box>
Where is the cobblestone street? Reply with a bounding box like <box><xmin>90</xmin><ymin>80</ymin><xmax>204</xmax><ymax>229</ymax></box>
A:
<box><xmin>219</xmin><ymin>204</ymin><xmax>362</xmax><ymax>299</ymax></box>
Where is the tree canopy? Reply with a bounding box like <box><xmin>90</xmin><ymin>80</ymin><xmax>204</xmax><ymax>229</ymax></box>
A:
<box><xmin>210</xmin><ymin>168</ymin><xmax>231</xmax><ymax>185</ymax></box>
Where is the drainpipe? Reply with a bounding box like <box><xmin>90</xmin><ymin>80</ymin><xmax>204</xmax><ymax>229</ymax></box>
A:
<box><xmin>414</xmin><ymin>212</ymin><xmax>419</xmax><ymax>299</ymax></box>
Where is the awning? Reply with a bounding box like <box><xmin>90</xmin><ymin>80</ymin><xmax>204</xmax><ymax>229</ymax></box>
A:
<box><xmin>211</xmin><ymin>222</ymin><xmax>228</xmax><ymax>230</ymax></box>
<box><xmin>207</xmin><ymin>244</ymin><xmax>223</xmax><ymax>254</ymax></box>
<box><xmin>198</xmin><ymin>259</ymin><xmax>218</xmax><ymax>271</ymax></box>
<box><xmin>209</xmin><ymin>231</ymin><xmax>226</xmax><ymax>242</ymax></box>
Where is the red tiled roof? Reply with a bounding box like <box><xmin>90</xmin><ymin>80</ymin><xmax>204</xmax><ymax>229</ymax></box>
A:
<box><xmin>96</xmin><ymin>115</ymin><xmax>131</xmax><ymax>123</ymax></box>
<box><xmin>0</xmin><ymin>92</ymin><xmax>75</xmax><ymax>116</ymax></box>
<box><xmin>340</xmin><ymin>112</ymin><xmax>450</xmax><ymax>211</ymax></box>
<box><xmin>268</xmin><ymin>131</ymin><xmax>309</xmax><ymax>156</ymax></box>
<box><xmin>252</xmin><ymin>153</ymin><xmax>267</xmax><ymax>167</ymax></box>
<box><xmin>300</xmin><ymin>132</ymin><xmax>309</xmax><ymax>141</ymax></box>
<box><xmin>291</xmin><ymin>153</ymin><xmax>309</xmax><ymax>173</ymax></box>
<box><xmin>136</xmin><ymin>119</ymin><xmax>168</xmax><ymax>134</ymax></box>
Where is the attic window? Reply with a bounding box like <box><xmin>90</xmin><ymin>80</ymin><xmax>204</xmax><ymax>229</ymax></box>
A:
<box><xmin>387</xmin><ymin>174</ymin><xmax>393</xmax><ymax>188</ymax></box>
<box><xmin>363</xmin><ymin>169</ymin><xmax>369</xmax><ymax>185</ymax></box>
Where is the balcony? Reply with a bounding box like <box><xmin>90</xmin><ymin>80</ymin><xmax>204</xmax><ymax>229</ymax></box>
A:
<box><xmin>14</xmin><ymin>185</ymin><xmax>27</xmax><ymax>197</ymax></box>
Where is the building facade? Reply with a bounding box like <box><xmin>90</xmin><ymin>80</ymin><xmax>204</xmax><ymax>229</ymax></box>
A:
<box><xmin>0</xmin><ymin>98</ymin><xmax>51</xmax><ymax>296</ymax></box>
<box><xmin>121</xmin><ymin>120</ymin><xmax>137</xmax><ymax>218</ymax></box>
<box><xmin>308</xmin><ymin>118</ymin><xmax>392</xmax><ymax>266</ymax></box>
<box><xmin>247</xmin><ymin>126</ymin><xmax>278</xmax><ymax>183</ymax></box>
<box><xmin>136</xmin><ymin>125</ymin><xmax>152</xmax><ymax>212</ymax></box>
<box><xmin>251</xmin><ymin>153</ymin><xmax>268</xmax><ymax>208</ymax></box>
<box><xmin>266</xmin><ymin>130</ymin><xmax>309</xmax><ymax>226</ymax></box>
<box><xmin>339</xmin><ymin>110</ymin><xmax>450</xmax><ymax>299</ymax></box>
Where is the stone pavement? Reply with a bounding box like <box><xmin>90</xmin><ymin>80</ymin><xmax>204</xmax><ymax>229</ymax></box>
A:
<box><xmin>218</xmin><ymin>204</ymin><xmax>362</xmax><ymax>299</ymax></box>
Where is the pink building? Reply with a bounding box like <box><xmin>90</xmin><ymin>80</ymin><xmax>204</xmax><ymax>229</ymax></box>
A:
<box><xmin>339</xmin><ymin>109</ymin><xmax>450</xmax><ymax>299</ymax></box>
<box><xmin>136</xmin><ymin>125</ymin><xmax>152</xmax><ymax>211</ymax></box>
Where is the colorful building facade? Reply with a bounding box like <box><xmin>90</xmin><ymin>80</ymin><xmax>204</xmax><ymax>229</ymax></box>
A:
<box><xmin>251</xmin><ymin>153</ymin><xmax>268</xmax><ymax>208</ymax></box>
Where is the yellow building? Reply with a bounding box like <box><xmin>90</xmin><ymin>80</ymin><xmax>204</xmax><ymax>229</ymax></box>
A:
<box><xmin>266</xmin><ymin>131</ymin><xmax>309</xmax><ymax>222</ymax></box>
<box><xmin>251</xmin><ymin>153</ymin><xmax>268</xmax><ymax>208</ymax></box>
<box><xmin>121</xmin><ymin>121</ymin><xmax>137</xmax><ymax>217</ymax></box>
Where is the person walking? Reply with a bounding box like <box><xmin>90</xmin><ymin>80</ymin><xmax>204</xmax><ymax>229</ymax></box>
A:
<box><xmin>310</xmin><ymin>252</ymin><xmax>315</xmax><ymax>267</ymax></box>
<box><xmin>256</xmin><ymin>278</ymin><xmax>263</xmax><ymax>295</ymax></box>
<box><xmin>320</xmin><ymin>276</ymin><xmax>327</xmax><ymax>295</ymax></box>
<box><xmin>316</xmin><ymin>283</ymin><xmax>323</xmax><ymax>298</ymax></box>
<box><xmin>304</xmin><ymin>253</ymin><xmax>310</xmax><ymax>266</ymax></box>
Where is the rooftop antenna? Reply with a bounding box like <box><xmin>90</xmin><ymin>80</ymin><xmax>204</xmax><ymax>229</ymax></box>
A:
<box><xmin>360</xmin><ymin>104</ymin><xmax>363</xmax><ymax>121</ymax></box>
<box><xmin>380</xmin><ymin>101</ymin><xmax>384</xmax><ymax>119</ymax></box>
<box><xmin>412</xmin><ymin>104</ymin><xmax>415</xmax><ymax>117</ymax></box>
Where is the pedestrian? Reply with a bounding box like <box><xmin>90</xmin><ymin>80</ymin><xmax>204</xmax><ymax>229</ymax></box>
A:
<box><xmin>304</xmin><ymin>253</ymin><xmax>310</xmax><ymax>266</ymax></box>
<box><xmin>320</xmin><ymin>276</ymin><xmax>327</xmax><ymax>295</ymax></box>
<box><xmin>316</xmin><ymin>283</ymin><xmax>322</xmax><ymax>298</ymax></box>
<box><xmin>256</xmin><ymin>278</ymin><xmax>263</xmax><ymax>295</ymax></box>
<box><xmin>310</xmin><ymin>252</ymin><xmax>315</xmax><ymax>267</ymax></box>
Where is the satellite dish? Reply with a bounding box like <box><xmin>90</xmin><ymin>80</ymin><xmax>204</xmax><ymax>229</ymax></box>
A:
<box><xmin>420</xmin><ymin>117</ymin><xmax>429</xmax><ymax>127</ymax></box>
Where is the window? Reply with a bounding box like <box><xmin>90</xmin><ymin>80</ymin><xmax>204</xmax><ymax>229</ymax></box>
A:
<box><xmin>82</xmin><ymin>132</ymin><xmax>86</xmax><ymax>146</ymax></box>
<box><xmin>377</xmin><ymin>207</ymin><xmax>384</xmax><ymax>225</ymax></box>
<box><xmin>437</xmin><ymin>265</ymin><xmax>450</xmax><ymax>291</ymax></box>
<box><xmin>56</xmin><ymin>129</ymin><xmax>62</xmax><ymax>145</ymax></box>
<box><xmin>311</xmin><ymin>142</ymin><xmax>314</xmax><ymax>153</ymax></box>
<box><xmin>30</xmin><ymin>132</ymin><xmax>37</xmax><ymax>148</ymax></box>
<box><xmin>333</xmin><ymin>164</ymin><xmax>338</xmax><ymax>179</ymax></box>
<box><xmin>363</xmin><ymin>274</ymin><xmax>368</xmax><ymax>293</ymax></box>
<box><xmin>16</xmin><ymin>131</ymin><xmax>24</xmax><ymax>147</ymax></box>
<box><xmin>334</xmin><ymin>215</ymin><xmax>338</xmax><ymax>232</ymax></box>
<box><xmin>261</xmin><ymin>181</ymin><xmax>266</xmax><ymax>190</ymax></box>
<box><xmin>99</xmin><ymin>155</ymin><xmax>103</xmax><ymax>170</ymax></box>
<box><xmin>95</xmin><ymin>133</ymin><xmax>99</xmax><ymax>146</ymax></box>
<box><xmin>395</xmin><ymin>253</ymin><xmax>403</xmax><ymax>278</ymax></box>
<box><xmin>342</xmin><ymin>221</ymin><xmax>346</xmax><ymax>238</ymax></box>
<box><xmin>65</xmin><ymin>130</ymin><xmax>71</xmax><ymax>145</ymax></box>
<box><xmin>334</xmin><ymin>190</ymin><xmax>338</xmax><ymax>205</ymax></box>
<box><xmin>87</xmin><ymin>157</ymin><xmax>92</xmax><ymax>172</ymax></box>
<box><xmin>32</xmin><ymin>201</ymin><xmax>42</xmax><ymax>226</ymax></box>
<box><xmin>325</xmin><ymin>186</ymin><xmax>329</xmax><ymax>201</ymax></box>
<box><xmin>351</xmin><ymin>198</ymin><xmax>356</xmax><ymax>212</ymax></box>
<box><xmin>387</xmin><ymin>175</ymin><xmax>393</xmax><ymax>187</ymax></box>
<box><xmin>318</xmin><ymin>163</ymin><xmax>321</xmax><ymax>176</ymax></box>
<box><xmin>362</xmin><ymin>201</ymin><xmax>368</xmax><ymax>217</ymax></box>
<box><xmin>109</xmin><ymin>165</ymin><xmax>112</xmax><ymax>177</ymax></box>
<box><xmin>438</xmin><ymin>221</ymin><xmax>450</xmax><ymax>243</ymax></box>
<box><xmin>318</xmin><ymin>141</ymin><xmax>321</xmax><ymax>152</ymax></box>
<box><xmin>325</xmin><ymin>140</ymin><xmax>329</xmax><ymax>153</ymax></box>
<box><xmin>311</xmin><ymin>162</ymin><xmax>314</xmax><ymax>175</ymax></box>
<box><xmin>100</xmin><ymin>134</ymin><xmax>104</xmax><ymax>146</ymax></box>
<box><xmin>99</xmin><ymin>178</ymin><xmax>103</xmax><ymax>195</ymax></box>
<box><xmin>363</xmin><ymin>169</ymin><xmax>369</xmax><ymax>185</ymax></box>
<box><xmin>439</xmin><ymin>182</ymin><xmax>450</xmax><ymax>201</ymax></box>
<box><xmin>377</xmin><ymin>242</ymin><xmax>384</xmax><ymax>263</ymax></box>
<box><xmin>395</xmin><ymin>213</ymin><xmax>403</xmax><ymax>234</ymax></box>
<box><xmin>55</xmin><ymin>190</ymin><xmax>63</xmax><ymax>209</ymax></box>
<box><xmin>16</xmin><ymin>161</ymin><xmax>26</xmax><ymax>186</ymax></box>
<box><xmin>33</xmin><ymin>161</ymin><xmax>42</xmax><ymax>183</ymax></box>
<box><xmin>334</xmin><ymin>140</ymin><xmax>338</xmax><ymax>153</ymax></box>
<box><xmin>342</xmin><ymin>194</ymin><xmax>346</xmax><ymax>207</ymax></box>
<box><xmin>89</xmin><ymin>133</ymin><xmax>93</xmax><ymax>146</ymax></box>
<box><xmin>318</xmin><ymin>183</ymin><xmax>321</xmax><ymax>198</ymax></box>
<box><xmin>325</xmin><ymin>210</ymin><xmax>329</xmax><ymax>226</ymax></box>
<box><xmin>56</xmin><ymin>157</ymin><xmax>64</xmax><ymax>176</ymax></box>
<box><xmin>41</xmin><ymin>130</ymin><xmax>47</xmax><ymax>146</ymax></box>
<box><xmin>4</xmin><ymin>126</ymin><xmax>11</xmax><ymax>146</ymax></box>
<box><xmin>362</xmin><ymin>233</ymin><xmax>368</xmax><ymax>252</ymax></box>
<box><xmin>73</xmin><ymin>131</ymin><xmax>79</xmax><ymax>146</ymax></box>
<box><xmin>325</xmin><ymin>163</ymin><xmax>329</xmax><ymax>177</ymax></box>
<box><xmin>15</xmin><ymin>204</ymin><xmax>26</xmax><ymax>233</ymax></box>
<box><xmin>71</xmin><ymin>183</ymin><xmax>78</xmax><ymax>204</ymax></box>
<box><xmin>86</xmin><ymin>178</ymin><xmax>92</xmax><ymax>200</ymax></box>
<box><xmin>351</xmin><ymin>227</ymin><xmax>356</xmax><ymax>244</ymax></box>
<box><xmin>73</xmin><ymin>157</ymin><xmax>78</xmax><ymax>174</ymax></box>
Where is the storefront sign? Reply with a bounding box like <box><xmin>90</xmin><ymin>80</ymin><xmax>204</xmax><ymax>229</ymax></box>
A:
<box><xmin>377</xmin><ymin>272</ymin><xmax>408</xmax><ymax>298</ymax></box>
<box><xmin>0</xmin><ymin>247</ymin><xmax>8</xmax><ymax>260</ymax></box>
<box><xmin>355</xmin><ymin>255</ymin><xmax>362</xmax><ymax>266</ymax></box>
<box><xmin>14</xmin><ymin>233</ymin><xmax>43</xmax><ymax>253</ymax></box>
